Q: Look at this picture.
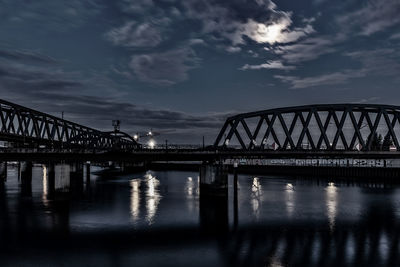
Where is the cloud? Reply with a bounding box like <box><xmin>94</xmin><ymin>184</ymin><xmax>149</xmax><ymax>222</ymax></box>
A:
<box><xmin>0</xmin><ymin>49</ymin><xmax>57</xmax><ymax>64</ymax></box>
<box><xmin>226</xmin><ymin>46</ymin><xmax>241</xmax><ymax>53</ymax></box>
<box><xmin>129</xmin><ymin>47</ymin><xmax>200</xmax><ymax>86</ymax></box>
<box><xmin>105</xmin><ymin>21</ymin><xmax>163</xmax><ymax>48</ymax></box>
<box><xmin>337</xmin><ymin>0</ymin><xmax>400</xmax><ymax>36</ymax></box>
<box><xmin>106</xmin><ymin>0</ymin><xmax>316</xmax><ymax>83</ymax></box>
<box><xmin>275</xmin><ymin>48</ymin><xmax>400</xmax><ymax>89</ymax></box>
<box><xmin>240</xmin><ymin>60</ymin><xmax>295</xmax><ymax>70</ymax></box>
<box><xmin>274</xmin><ymin>36</ymin><xmax>338</xmax><ymax>63</ymax></box>
<box><xmin>275</xmin><ymin>70</ymin><xmax>365</xmax><ymax>89</ymax></box>
<box><xmin>231</xmin><ymin>18</ymin><xmax>314</xmax><ymax>45</ymax></box>
<box><xmin>182</xmin><ymin>0</ymin><xmax>315</xmax><ymax>46</ymax></box>
<box><xmin>248</xmin><ymin>0</ymin><xmax>400</xmax><ymax>76</ymax></box>
<box><xmin>189</xmin><ymin>38</ymin><xmax>206</xmax><ymax>46</ymax></box>
<box><xmin>345</xmin><ymin>48</ymin><xmax>400</xmax><ymax>77</ymax></box>
<box><xmin>0</xmin><ymin>47</ymin><xmax>228</xmax><ymax>143</ymax></box>
<box><xmin>0</xmin><ymin>0</ymin><xmax>103</xmax><ymax>30</ymax></box>
<box><xmin>356</xmin><ymin>96</ymin><xmax>381</xmax><ymax>104</ymax></box>
<box><xmin>117</xmin><ymin>0</ymin><xmax>154</xmax><ymax>14</ymax></box>
<box><xmin>390</xmin><ymin>33</ymin><xmax>400</xmax><ymax>40</ymax></box>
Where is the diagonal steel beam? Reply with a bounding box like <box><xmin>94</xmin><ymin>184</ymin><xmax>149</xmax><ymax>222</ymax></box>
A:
<box><xmin>349</xmin><ymin>110</ymin><xmax>366</xmax><ymax>149</ymax></box>
<box><xmin>282</xmin><ymin>113</ymin><xmax>299</xmax><ymax>149</ymax></box>
<box><xmin>383</xmin><ymin>110</ymin><xmax>400</xmax><ymax>150</ymax></box>
<box><xmin>296</xmin><ymin>111</ymin><xmax>312</xmax><ymax>149</ymax></box>
<box><xmin>278</xmin><ymin>113</ymin><xmax>296</xmax><ymax>149</ymax></box>
<box><xmin>332</xmin><ymin>109</ymin><xmax>348</xmax><ymax>150</ymax></box>
<box><xmin>315</xmin><ymin>110</ymin><xmax>331</xmax><ymax>150</ymax></box>
<box><xmin>299</xmin><ymin>111</ymin><xmax>316</xmax><ymax>150</ymax></box>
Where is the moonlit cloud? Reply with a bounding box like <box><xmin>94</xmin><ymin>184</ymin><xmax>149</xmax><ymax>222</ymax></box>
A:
<box><xmin>274</xmin><ymin>36</ymin><xmax>338</xmax><ymax>63</ymax></box>
<box><xmin>232</xmin><ymin>18</ymin><xmax>314</xmax><ymax>45</ymax></box>
<box><xmin>105</xmin><ymin>21</ymin><xmax>163</xmax><ymax>48</ymax></box>
<box><xmin>226</xmin><ymin>46</ymin><xmax>241</xmax><ymax>53</ymax></box>
<box><xmin>240</xmin><ymin>60</ymin><xmax>295</xmax><ymax>70</ymax></box>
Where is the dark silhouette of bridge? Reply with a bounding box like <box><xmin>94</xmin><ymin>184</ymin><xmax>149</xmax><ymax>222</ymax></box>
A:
<box><xmin>215</xmin><ymin>104</ymin><xmax>400</xmax><ymax>151</ymax></box>
<box><xmin>0</xmin><ymin>99</ymin><xmax>140</xmax><ymax>151</ymax></box>
<box><xmin>2</xmin><ymin>100</ymin><xmax>400</xmax><ymax>162</ymax></box>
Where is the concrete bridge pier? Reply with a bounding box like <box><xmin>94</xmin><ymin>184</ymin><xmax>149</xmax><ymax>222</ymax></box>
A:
<box><xmin>46</xmin><ymin>163</ymin><xmax>56</xmax><ymax>198</ymax></box>
<box><xmin>0</xmin><ymin>162</ymin><xmax>7</xmax><ymax>186</ymax></box>
<box><xmin>70</xmin><ymin>162</ymin><xmax>84</xmax><ymax>195</ymax></box>
<box><xmin>85</xmin><ymin>162</ymin><xmax>91</xmax><ymax>186</ymax></box>
<box><xmin>199</xmin><ymin>162</ymin><xmax>229</xmax><ymax>233</ymax></box>
<box><xmin>20</xmin><ymin>161</ymin><xmax>33</xmax><ymax>196</ymax></box>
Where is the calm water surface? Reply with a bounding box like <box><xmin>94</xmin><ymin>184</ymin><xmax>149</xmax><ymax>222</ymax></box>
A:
<box><xmin>1</xmin><ymin>164</ymin><xmax>400</xmax><ymax>266</ymax></box>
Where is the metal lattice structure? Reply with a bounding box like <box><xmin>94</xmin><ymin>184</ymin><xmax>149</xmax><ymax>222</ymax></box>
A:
<box><xmin>214</xmin><ymin>104</ymin><xmax>400</xmax><ymax>151</ymax></box>
<box><xmin>0</xmin><ymin>99</ymin><xmax>140</xmax><ymax>150</ymax></box>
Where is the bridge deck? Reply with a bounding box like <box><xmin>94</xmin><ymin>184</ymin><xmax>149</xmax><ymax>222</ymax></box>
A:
<box><xmin>1</xmin><ymin>149</ymin><xmax>400</xmax><ymax>162</ymax></box>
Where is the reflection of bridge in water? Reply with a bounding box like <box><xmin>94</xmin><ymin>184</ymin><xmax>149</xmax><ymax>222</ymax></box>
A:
<box><xmin>1</xmin><ymin>165</ymin><xmax>400</xmax><ymax>266</ymax></box>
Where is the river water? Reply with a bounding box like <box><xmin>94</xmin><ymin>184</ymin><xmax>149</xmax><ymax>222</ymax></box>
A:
<box><xmin>1</xmin><ymin>164</ymin><xmax>400</xmax><ymax>266</ymax></box>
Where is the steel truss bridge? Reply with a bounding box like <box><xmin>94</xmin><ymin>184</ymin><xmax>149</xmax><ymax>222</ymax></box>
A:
<box><xmin>214</xmin><ymin>104</ymin><xmax>400</xmax><ymax>152</ymax></box>
<box><xmin>2</xmin><ymin>100</ymin><xmax>400</xmax><ymax>161</ymax></box>
<box><xmin>0</xmin><ymin>99</ymin><xmax>140</xmax><ymax>151</ymax></box>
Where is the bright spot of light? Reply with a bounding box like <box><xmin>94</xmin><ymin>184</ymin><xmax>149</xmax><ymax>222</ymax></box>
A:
<box><xmin>148</xmin><ymin>139</ymin><xmax>156</xmax><ymax>149</ymax></box>
<box><xmin>286</xmin><ymin>183</ymin><xmax>294</xmax><ymax>191</ymax></box>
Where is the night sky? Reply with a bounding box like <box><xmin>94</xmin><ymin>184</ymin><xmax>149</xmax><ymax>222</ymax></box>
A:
<box><xmin>0</xmin><ymin>0</ymin><xmax>399</xmax><ymax>143</ymax></box>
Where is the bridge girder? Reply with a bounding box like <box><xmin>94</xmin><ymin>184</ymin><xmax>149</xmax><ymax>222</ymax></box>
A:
<box><xmin>214</xmin><ymin>104</ymin><xmax>400</xmax><ymax>151</ymax></box>
<box><xmin>0</xmin><ymin>99</ymin><xmax>140</xmax><ymax>151</ymax></box>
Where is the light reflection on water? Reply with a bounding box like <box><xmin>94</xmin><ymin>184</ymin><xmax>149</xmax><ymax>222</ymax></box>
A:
<box><xmin>0</xmin><ymin>165</ymin><xmax>400</xmax><ymax>266</ymax></box>
<box><xmin>130</xmin><ymin>178</ymin><xmax>141</xmax><ymax>223</ymax></box>
<box><xmin>42</xmin><ymin>165</ymin><xmax>49</xmax><ymax>206</ymax></box>
<box><xmin>325</xmin><ymin>182</ymin><xmax>338</xmax><ymax>231</ymax></box>
<box><xmin>251</xmin><ymin>177</ymin><xmax>262</xmax><ymax>219</ymax></box>
<box><xmin>144</xmin><ymin>172</ymin><xmax>161</xmax><ymax>225</ymax></box>
<box><xmin>285</xmin><ymin>183</ymin><xmax>295</xmax><ymax>217</ymax></box>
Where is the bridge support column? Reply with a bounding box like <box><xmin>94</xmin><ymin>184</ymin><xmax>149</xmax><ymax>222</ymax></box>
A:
<box><xmin>70</xmin><ymin>162</ymin><xmax>84</xmax><ymax>195</ymax></box>
<box><xmin>0</xmin><ymin>162</ymin><xmax>7</xmax><ymax>186</ymax></box>
<box><xmin>85</xmin><ymin>162</ymin><xmax>91</xmax><ymax>186</ymax></box>
<box><xmin>20</xmin><ymin>161</ymin><xmax>33</xmax><ymax>196</ymax></box>
<box><xmin>46</xmin><ymin>163</ymin><xmax>56</xmax><ymax>198</ymax></box>
<box><xmin>199</xmin><ymin>163</ymin><xmax>228</xmax><ymax>196</ymax></box>
<box><xmin>199</xmin><ymin>162</ymin><xmax>229</xmax><ymax>233</ymax></box>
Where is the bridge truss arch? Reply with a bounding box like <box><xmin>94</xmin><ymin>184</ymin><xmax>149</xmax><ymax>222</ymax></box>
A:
<box><xmin>214</xmin><ymin>104</ymin><xmax>400</xmax><ymax>151</ymax></box>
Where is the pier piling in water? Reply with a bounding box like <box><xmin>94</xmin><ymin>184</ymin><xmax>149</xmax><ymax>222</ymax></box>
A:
<box><xmin>70</xmin><ymin>162</ymin><xmax>84</xmax><ymax>195</ymax></box>
<box><xmin>0</xmin><ymin>162</ymin><xmax>7</xmax><ymax>186</ymax></box>
<box><xmin>20</xmin><ymin>161</ymin><xmax>32</xmax><ymax>196</ymax></box>
<box><xmin>46</xmin><ymin>163</ymin><xmax>56</xmax><ymax>198</ymax></box>
<box><xmin>199</xmin><ymin>162</ymin><xmax>229</xmax><ymax>232</ymax></box>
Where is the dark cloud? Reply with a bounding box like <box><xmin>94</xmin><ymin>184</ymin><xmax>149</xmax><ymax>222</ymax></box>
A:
<box><xmin>105</xmin><ymin>21</ymin><xmax>164</xmax><ymax>48</ymax></box>
<box><xmin>337</xmin><ymin>0</ymin><xmax>400</xmax><ymax>36</ymax></box>
<box><xmin>275</xmin><ymin>48</ymin><xmax>400</xmax><ymax>89</ymax></box>
<box><xmin>0</xmin><ymin>49</ymin><xmax>57</xmax><ymax>64</ymax></box>
<box><xmin>0</xmin><ymin>0</ymin><xmax>103</xmax><ymax>31</ymax></box>
<box><xmin>129</xmin><ymin>47</ymin><xmax>200</xmax><ymax>86</ymax></box>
